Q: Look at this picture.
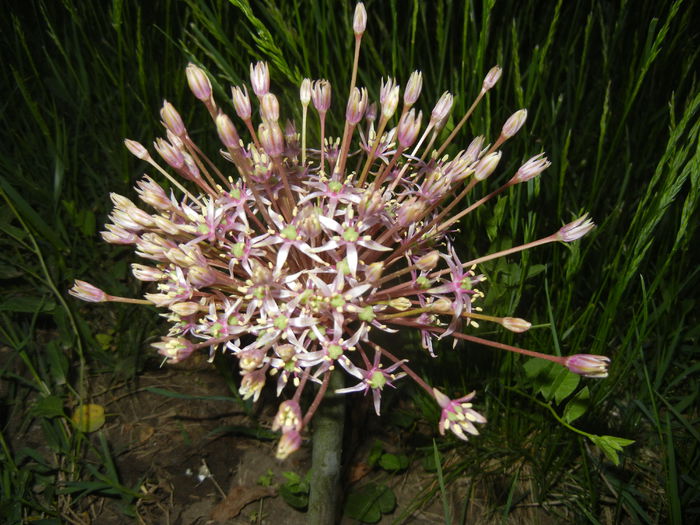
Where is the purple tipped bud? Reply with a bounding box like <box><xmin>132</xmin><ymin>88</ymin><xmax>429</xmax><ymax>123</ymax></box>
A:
<box><xmin>346</xmin><ymin>87</ymin><xmax>368</xmax><ymax>125</ymax></box>
<box><xmin>216</xmin><ymin>113</ymin><xmax>241</xmax><ymax>149</ymax></box>
<box><xmin>69</xmin><ymin>280</ymin><xmax>108</xmax><ymax>302</ymax></box>
<box><xmin>512</xmin><ymin>152</ymin><xmax>551</xmax><ymax>183</ymax></box>
<box><xmin>397</xmin><ymin>109</ymin><xmax>423</xmax><ymax>148</ymax></box>
<box><xmin>482</xmin><ymin>66</ymin><xmax>502</xmax><ymax>91</ymax></box>
<box><xmin>353</xmin><ymin>2</ymin><xmax>367</xmax><ymax>35</ymax></box>
<box><xmin>231</xmin><ymin>85</ymin><xmax>252</xmax><ymax>120</ymax></box>
<box><xmin>565</xmin><ymin>354</ymin><xmax>610</xmax><ymax>378</ymax></box>
<box><xmin>169</xmin><ymin>301</ymin><xmax>202</xmax><ymax>317</ymax></box>
<box><xmin>404</xmin><ymin>71</ymin><xmax>423</xmax><ymax>106</ymax></box>
<box><xmin>260</xmin><ymin>93</ymin><xmax>280</xmax><ymax>123</ymax></box>
<box><xmin>300</xmin><ymin>78</ymin><xmax>312</xmax><ymax>106</ymax></box>
<box><xmin>501</xmin><ymin>109</ymin><xmax>527</xmax><ymax>138</ymax></box>
<box><xmin>135</xmin><ymin>176</ymin><xmax>172</xmax><ymax>211</ymax></box>
<box><xmin>311</xmin><ymin>80</ymin><xmax>332</xmax><ymax>113</ymax></box>
<box><xmin>250</xmin><ymin>61</ymin><xmax>270</xmax><ymax>97</ymax></box>
<box><xmin>160</xmin><ymin>100</ymin><xmax>186</xmax><ymax>137</ymax></box>
<box><xmin>430</xmin><ymin>91</ymin><xmax>454</xmax><ymax>127</ymax></box>
<box><xmin>131</xmin><ymin>264</ymin><xmax>165</xmax><ymax>281</ymax></box>
<box><xmin>185</xmin><ymin>63</ymin><xmax>212</xmax><ymax>101</ymax></box>
<box><xmin>124</xmin><ymin>139</ymin><xmax>150</xmax><ymax>160</ymax></box>
<box><xmin>474</xmin><ymin>151</ymin><xmax>501</xmax><ymax>181</ymax></box>
<box><xmin>557</xmin><ymin>214</ymin><xmax>595</xmax><ymax>242</ymax></box>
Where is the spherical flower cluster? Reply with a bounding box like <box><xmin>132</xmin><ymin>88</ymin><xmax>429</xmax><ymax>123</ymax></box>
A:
<box><xmin>70</xmin><ymin>2</ymin><xmax>607</xmax><ymax>458</ymax></box>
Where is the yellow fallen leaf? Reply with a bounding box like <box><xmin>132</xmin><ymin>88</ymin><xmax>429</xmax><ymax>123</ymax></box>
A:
<box><xmin>71</xmin><ymin>404</ymin><xmax>105</xmax><ymax>432</ymax></box>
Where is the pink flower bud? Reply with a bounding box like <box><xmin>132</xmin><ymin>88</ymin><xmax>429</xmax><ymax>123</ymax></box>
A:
<box><xmin>397</xmin><ymin>109</ymin><xmax>422</xmax><ymax>148</ymax></box>
<box><xmin>250</xmin><ymin>61</ymin><xmax>270</xmax><ymax>97</ymax></box>
<box><xmin>564</xmin><ymin>354</ymin><xmax>610</xmax><ymax>378</ymax></box>
<box><xmin>276</xmin><ymin>430</ymin><xmax>302</xmax><ymax>459</ymax></box>
<box><xmin>135</xmin><ymin>176</ymin><xmax>172</xmax><ymax>211</ymax></box>
<box><xmin>557</xmin><ymin>214</ymin><xmax>595</xmax><ymax>242</ymax></box>
<box><xmin>404</xmin><ymin>71</ymin><xmax>423</xmax><ymax>106</ymax></box>
<box><xmin>430</xmin><ymin>91</ymin><xmax>454</xmax><ymax>127</ymax></box>
<box><xmin>185</xmin><ymin>63</ymin><xmax>212</xmax><ymax>101</ymax></box>
<box><xmin>272</xmin><ymin>400</ymin><xmax>303</xmax><ymax>433</ymax></box>
<box><xmin>346</xmin><ymin>87</ymin><xmax>368</xmax><ymax>125</ymax></box>
<box><xmin>216</xmin><ymin>112</ymin><xmax>241</xmax><ymax>149</ymax></box>
<box><xmin>131</xmin><ymin>264</ymin><xmax>164</xmax><ymax>281</ymax></box>
<box><xmin>160</xmin><ymin>100</ymin><xmax>186</xmax><ymax>137</ymax></box>
<box><xmin>415</xmin><ymin>250</ymin><xmax>439</xmax><ymax>271</ymax></box>
<box><xmin>501</xmin><ymin>109</ymin><xmax>527</xmax><ymax>138</ymax></box>
<box><xmin>124</xmin><ymin>139</ymin><xmax>150</xmax><ymax>160</ymax></box>
<box><xmin>231</xmin><ymin>85</ymin><xmax>252</xmax><ymax>120</ymax></box>
<box><xmin>152</xmin><ymin>337</ymin><xmax>195</xmax><ymax>364</ymax></box>
<box><xmin>260</xmin><ymin>93</ymin><xmax>280</xmax><ymax>122</ymax></box>
<box><xmin>311</xmin><ymin>79</ymin><xmax>332</xmax><ymax>113</ymax></box>
<box><xmin>258</xmin><ymin>122</ymin><xmax>285</xmax><ymax>157</ymax></box>
<box><xmin>482</xmin><ymin>66</ymin><xmax>502</xmax><ymax>91</ymax></box>
<box><xmin>153</xmin><ymin>138</ymin><xmax>185</xmax><ymax>169</ymax></box>
<box><xmin>465</xmin><ymin>135</ymin><xmax>485</xmax><ymax>163</ymax></box>
<box><xmin>69</xmin><ymin>280</ymin><xmax>108</xmax><ymax>302</ymax></box>
<box><xmin>364</xmin><ymin>102</ymin><xmax>377</xmax><ymax>123</ymax></box>
<box><xmin>379</xmin><ymin>78</ymin><xmax>400</xmax><ymax>119</ymax></box>
<box><xmin>512</xmin><ymin>152</ymin><xmax>550</xmax><ymax>183</ymax></box>
<box><xmin>169</xmin><ymin>301</ymin><xmax>202</xmax><ymax>317</ymax></box>
<box><xmin>353</xmin><ymin>2</ymin><xmax>367</xmax><ymax>35</ymax></box>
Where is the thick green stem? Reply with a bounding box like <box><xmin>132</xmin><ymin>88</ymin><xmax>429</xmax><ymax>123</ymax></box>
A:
<box><xmin>307</xmin><ymin>370</ymin><xmax>345</xmax><ymax>524</ymax></box>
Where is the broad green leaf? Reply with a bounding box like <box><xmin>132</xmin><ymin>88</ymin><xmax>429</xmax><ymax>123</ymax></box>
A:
<box><xmin>563</xmin><ymin>386</ymin><xmax>590</xmax><ymax>423</ymax></box>
<box><xmin>344</xmin><ymin>483</ymin><xmax>396</xmax><ymax>523</ymax></box>
<box><xmin>378</xmin><ymin>453</ymin><xmax>409</xmax><ymax>472</ymax></box>
<box><xmin>30</xmin><ymin>395</ymin><xmax>65</xmax><ymax>418</ymax></box>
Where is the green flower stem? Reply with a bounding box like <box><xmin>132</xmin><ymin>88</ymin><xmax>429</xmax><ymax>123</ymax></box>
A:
<box><xmin>308</xmin><ymin>370</ymin><xmax>346</xmax><ymax>525</ymax></box>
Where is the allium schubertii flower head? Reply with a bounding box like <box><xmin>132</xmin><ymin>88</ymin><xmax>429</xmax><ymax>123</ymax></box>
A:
<box><xmin>70</xmin><ymin>2</ymin><xmax>608</xmax><ymax>459</ymax></box>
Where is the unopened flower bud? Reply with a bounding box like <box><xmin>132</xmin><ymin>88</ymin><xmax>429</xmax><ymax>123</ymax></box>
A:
<box><xmin>353</xmin><ymin>2</ymin><xmax>367</xmax><ymax>35</ymax></box>
<box><xmin>564</xmin><ymin>354</ymin><xmax>610</xmax><ymax>378</ymax></box>
<box><xmin>231</xmin><ymin>85</ymin><xmax>252</xmax><ymax>120</ymax></box>
<box><xmin>250</xmin><ymin>61</ymin><xmax>270</xmax><ymax>97</ymax></box>
<box><xmin>389</xmin><ymin>297</ymin><xmax>412</xmax><ymax>311</ymax></box>
<box><xmin>482</xmin><ymin>66</ymin><xmax>502</xmax><ymax>91</ymax></box>
<box><xmin>465</xmin><ymin>135</ymin><xmax>486</xmax><ymax>163</ymax></box>
<box><xmin>135</xmin><ymin>176</ymin><xmax>171</xmax><ymax>211</ymax></box>
<box><xmin>152</xmin><ymin>215</ymin><xmax>181</xmax><ymax>235</ymax></box>
<box><xmin>474</xmin><ymin>151</ymin><xmax>501</xmax><ymax>181</ymax></box>
<box><xmin>300</xmin><ymin>78</ymin><xmax>311</xmax><ymax>106</ymax></box>
<box><xmin>260</xmin><ymin>93</ymin><xmax>280</xmax><ymax>122</ymax></box>
<box><xmin>69</xmin><ymin>280</ymin><xmax>108</xmax><ymax>302</ymax></box>
<box><xmin>365</xmin><ymin>262</ymin><xmax>384</xmax><ymax>283</ymax></box>
<box><xmin>431</xmin><ymin>298</ymin><xmax>453</xmax><ymax>315</ymax></box>
<box><xmin>188</xmin><ymin>265</ymin><xmax>218</xmax><ymax>288</ymax></box>
<box><xmin>404</xmin><ymin>71</ymin><xmax>423</xmax><ymax>106</ymax></box>
<box><xmin>101</xmin><ymin>225</ymin><xmax>138</xmax><ymax>244</ymax></box>
<box><xmin>272</xmin><ymin>400</ymin><xmax>303</xmax><ymax>433</ymax></box>
<box><xmin>216</xmin><ymin>112</ymin><xmax>241</xmax><ymax>149</ymax></box>
<box><xmin>153</xmin><ymin>138</ymin><xmax>185</xmax><ymax>169</ymax></box>
<box><xmin>311</xmin><ymin>80</ymin><xmax>332</xmax><ymax>113</ymax></box>
<box><xmin>124</xmin><ymin>139</ymin><xmax>150</xmax><ymax>160</ymax></box>
<box><xmin>239</xmin><ymin>369</ymin><xmax>266</xmax><ymax>402</ymax></box>
<box><xmin>152</xmin><ymin>337</ymin><xmax>195</xmax><ymax>364</ymax></box>
<box><xmin>416</xmin><ymin>250</ymin><xmax>440</xmax><ymax>271</ymax></box>
<box><xmin>501</xmin><ymin>109</ymin><xmax>527</xmax><ymax>138</ymax></box>
<box><xmin>398</xmin><ymin>109</ymin><xmax>422</xmax><ymax>148</ymax></box>
<box><xmin>557</xmin><ymin>214</ymin><xmax>595</xmax><ymax>242</ymax></box>
<box><xmin>258</xmin><ymin>122</ymin><xmax>285</xmax><ymax>157</ymax></box>
<box><xmin>170</xmin><ymin>301</ymin><xmax>202</xmax><ymax>317</ymax></box>
<box><xmin>365</xmin><ymin>102</ymin><xmax>377</xmax><ymax>123</ymax></box>
<box><xmin>430</xmin><ymin>91</ymin><xmax>454</xmax><ymax>127</ymax></box>
<box><xmin>185</xmin><ymin>63</ymin><xmax>212</xmax><ymax>101</ymax></box>
<box><xmin>379</xmin><ymin>78</ymin><xmax>400</xmax><ymax>119</ymax></box>
<box><xmin>346</xmin><ymin>87</ymin><xmax>368</xmax><ymax>125</ymax></box>
<box><xmin>396</xmin><ymin>197</ymin><xmax>426</xmax><ymax>226</ymax></box>
<box><xmin>512</xmin><ymin>152</ymin><xmax>551</xmax><ymax>183</ymax></box>
<box><xmin>160</xmin><ymin>100</ymin><xmax>186</xmax><ymax>137</ymax></box>
<box><xmin>502</xmin><ymin>317</ymin><xmax>531</xmax><ymax>333</ymax></box>
<box><xmin>131</xmin><ymin>264</ymin><xmax>164</xmax><ymax>282</ymax></box>
<box><xmin>276</xmin><ymin>430</ymin><xmax>302</xmax><ymax>460</ymax></box>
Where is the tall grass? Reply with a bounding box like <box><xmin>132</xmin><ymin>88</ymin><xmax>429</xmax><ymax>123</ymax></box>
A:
<box><xmin>1</xmin><ymin>0</ymin><xmax>697</xmax><ymax>522</ymax></box>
